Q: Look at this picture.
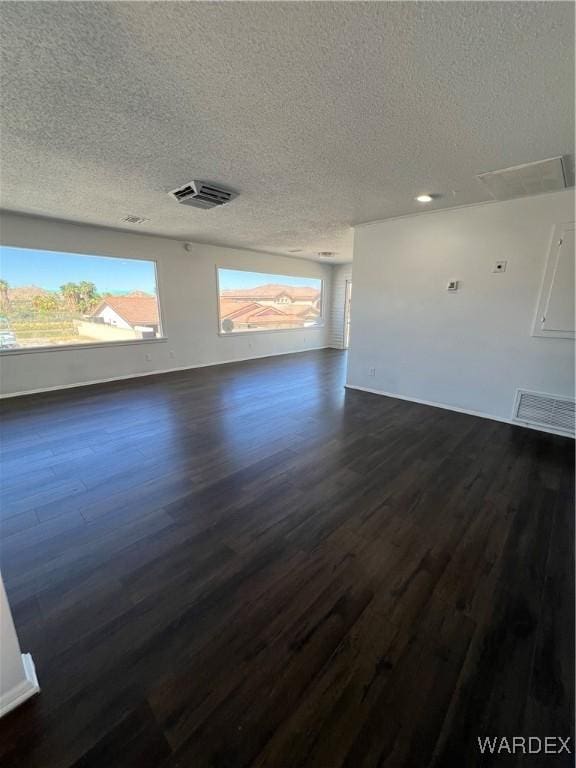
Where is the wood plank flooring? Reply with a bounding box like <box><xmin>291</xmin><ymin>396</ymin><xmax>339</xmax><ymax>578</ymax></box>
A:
<box><xmin>0</xmin><ymin>349</ymin><xmax>573</xmax><ymax>767</ymax></box>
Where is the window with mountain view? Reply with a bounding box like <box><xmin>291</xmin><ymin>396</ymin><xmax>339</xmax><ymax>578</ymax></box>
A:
<box><xmin>217</xmin><ymin>269</ymin><xmax>323</xmax><ymax>334</ymax></box>
<box><xmin>0</xmin><ymin>246</ymin><xmax>162</xmax><ymax>350</ymax></box>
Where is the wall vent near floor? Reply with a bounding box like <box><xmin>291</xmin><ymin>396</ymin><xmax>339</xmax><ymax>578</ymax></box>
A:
<box><xmin>513</xmin><ymin>389</ymin><xmax>575</xmax><ymax>436</ymax></box>
<box><xmin>476</xmin><ymin>157</ymin><xmax>567</xmax><ymax>201</ymax></box>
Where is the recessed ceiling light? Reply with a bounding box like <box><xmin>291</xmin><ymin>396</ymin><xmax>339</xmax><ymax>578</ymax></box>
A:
<box><xmin>415</xmin><ymin>194</ymin><xmax>434</xmax><ymax>203</ymax></box>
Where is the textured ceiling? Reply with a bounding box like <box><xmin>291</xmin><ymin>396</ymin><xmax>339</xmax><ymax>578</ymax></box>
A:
<box><xmin>0</xmin><ymin>2</ymin><xmax>573</xmax><ymax>263</ymax></box>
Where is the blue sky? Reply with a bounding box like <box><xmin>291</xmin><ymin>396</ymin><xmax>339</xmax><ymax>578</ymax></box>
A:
<box><xmin>218</xmin><ymin>268</ymin><xmax>321</xmax><ymax>291</ymax></box>
<box><xmin>0</xmin><ymin>246</ymin><xmax>157</xmax><ymax>294</ymax></box>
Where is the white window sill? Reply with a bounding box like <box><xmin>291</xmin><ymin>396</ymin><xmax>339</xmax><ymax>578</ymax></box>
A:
<box><xmin>218</xmin><ymin>325</ymin><xmax>325</xmax><ymax>337</ymax></box>
<box><xmin>0</xmin><ymin>337</ymin><xmax>168</xmax><ymax>356</ymax></box>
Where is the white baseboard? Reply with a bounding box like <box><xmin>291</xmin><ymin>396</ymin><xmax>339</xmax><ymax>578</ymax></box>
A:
<box><xmin>345</xmin><ymin>384</ymin><xmax>573</xmax><ymax>438</ymax></box>
<box><xmin>0</xmin><ymin>654</ymin><xmax>40</xmax><ymax>719</ymax></box>
<box><xmin>0</xmin><ymin>345</ymin><xmax>336</xmax><ymax>399</ymax></box>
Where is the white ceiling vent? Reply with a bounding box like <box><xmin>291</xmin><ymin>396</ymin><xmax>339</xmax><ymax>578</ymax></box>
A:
<box><xmin>121</xmin><ymin>215</ymin><xmax>149</xmax><ymax>225</ymax></box>
<box><xmin>513</xmin><ymin>389</ymin><xmax>575</xmax><ymax>436</ymax></box>
<box><xmin>476</xmin><ymin>157</ymin><xmax>567</xmax><ymax>201</ymax></box>
<box><xmin>168</xmin><ymin>181</ymin><xmax>237</xmax><ymax>209</ymax></box>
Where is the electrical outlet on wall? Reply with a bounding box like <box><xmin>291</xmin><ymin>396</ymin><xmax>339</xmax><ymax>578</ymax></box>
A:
<box><xmin>145</xmin><ymin>353</ymin><xmax>152</xmax><ymax>362</ymax></box>
<box><xmin>368</xmin><ymin>367</ymin><xmax>376</xmax><ymax>377</ymax></box>
<box><xmin>169</xmin><ymin>350</ymin><xmax>175</xmax><ymax>359</ymax></box>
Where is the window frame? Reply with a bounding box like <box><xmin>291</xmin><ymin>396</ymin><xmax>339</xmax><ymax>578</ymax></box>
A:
<box><xmin>0</xmin><ymin>245</ymin><xmax>167</xmax><ymax>355</ymax></box>
<box><xmin>215</xmin><ymin>265</ymin><xmax>325</xmax><ymax>337</ymax></box>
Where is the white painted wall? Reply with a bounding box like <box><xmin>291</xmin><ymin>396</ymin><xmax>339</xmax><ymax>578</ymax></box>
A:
<box><xmin>347</xmin><ymin>190</ymin><xmax>575</xmax><ymax>422</ymax></box>
<box><xmin>0</xmin><ymin>574</ymin><xmax>39</xmax><ymax>717</ymax></box>
<box><xmin>328</xmin><ymin>264</ymin><xmax>353</xmax><ymax>349</ymax></box>
<box><xmin>0</xmin><ymin>212</ymin><xmax>333</xmax><ymax>396</ymax></box>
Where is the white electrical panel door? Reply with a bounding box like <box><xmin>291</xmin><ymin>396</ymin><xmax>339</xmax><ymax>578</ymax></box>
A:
<box><xmin>533</xmin><ymin>223</ymin><xmax>575</xmax><ymax>339</ymax></box>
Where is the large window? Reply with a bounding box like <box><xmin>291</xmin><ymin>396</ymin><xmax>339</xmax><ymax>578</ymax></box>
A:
<box><xmin>0</xmin><ymin>246</ymin><xmax>162</xmax><ymax>350</ymax></box>
<box><xmin>217</xmin><ymin>268</ymin><xmax>323</xmax><ymax>334</ymax></box>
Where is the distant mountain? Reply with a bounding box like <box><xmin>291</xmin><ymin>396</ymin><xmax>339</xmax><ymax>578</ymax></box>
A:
<box><xmin>6</xmin><ymin>285</ymin><xmax>154</xmax><ymax>299</ymax></box>
<box><xmin>8</xmin><ymin>285</ymin><xmax>50</xmax><ymax>300</ymax></box>
<box><xmin>221</xmin><ymin>284</ymin><xmax>320</xmax><ymax>300</ymax></box>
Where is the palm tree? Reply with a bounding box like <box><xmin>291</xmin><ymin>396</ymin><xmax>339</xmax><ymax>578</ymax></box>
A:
<box><xmin>0</xmin><ymin>279</ymin><xmax>10</xmax><ymax>314</ymax></box>
<box><xmin>77</xmin><ymin>281</ymin><xmax>98</xmax><ymax>313</ymax></box>
<box><xmin>60</xmin><ymin>282</ymin><xmax>80</xmax><ymax>313</ymax></box>
<box><xmin>33</xmin><ymin>294</ymin><xmax>59</xmax><ymax>314</ymax></box>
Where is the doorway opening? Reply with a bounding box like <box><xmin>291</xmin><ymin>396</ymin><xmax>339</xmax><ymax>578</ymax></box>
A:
<box><xmin>344</xmin><ymin>280</ymin><xmax>352</xmax><ymax>349</ymax></box>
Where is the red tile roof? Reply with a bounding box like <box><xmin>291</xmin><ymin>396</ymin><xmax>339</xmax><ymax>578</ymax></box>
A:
<box><xmin>93</xmin><ymin>296</ymin><xmax>159</xmax><ymax>326</ymax></box>
<box><xmin>219</xmin><ymin>298</ymin><xmax>321</xmax><ymax>331</ymax></box>
<box><xmin>272</xmin><ymin>305</ymin><xmax>319</xmax><ymax>317</ymax></box>
<box><xmin>219</xmin><ymin>300</ymin><xmax>262</xmax><ymax>320</ymax></box>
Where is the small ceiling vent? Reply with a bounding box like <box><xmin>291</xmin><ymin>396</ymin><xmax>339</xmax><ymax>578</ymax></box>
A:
<box><xmin>121</xmin><ymin>215</ymin><xmax>149</xmax><ymax>225</ymax></box>
<box><xmin>476</xmin><ymin>157</ymin><xmax>567</xmax><ymax>201</ymax></box>
<box><xmin>168</xmin><ymin>181</ymin><xmax>237</xmax><ymax>209</ymax></box>
<box><xmin>513</xmin><ymin>389</ymin><xmax>575</xmax><ymax>436</ymax></box>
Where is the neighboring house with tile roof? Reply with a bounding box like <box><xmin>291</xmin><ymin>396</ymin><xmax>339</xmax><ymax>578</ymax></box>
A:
<box><xmin>90</xmin><ymin>295</ymin><xmax>160</xmax><ymax>335</ymax></box>
<box><xmin>219</xmin><ymin>296</ymin><xmax>320</xmax><ymax>332</ymax></box>
<box><xmin>221</xmin><ymin>283</ymin><xmax>321</xmax><ymax>309</ymax></box>
<box><xmin>219</xmin><ymin>300</ymin><xmax>263</xmax><ymax>321</ymax></box>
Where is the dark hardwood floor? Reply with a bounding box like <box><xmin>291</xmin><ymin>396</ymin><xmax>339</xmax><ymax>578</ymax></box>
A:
<box><xmin>0</xmin><ymin>349</ymin><xmax>573</xmax><ymax>768</ymax></box>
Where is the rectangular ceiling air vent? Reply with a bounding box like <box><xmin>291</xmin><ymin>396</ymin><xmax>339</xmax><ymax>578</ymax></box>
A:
<box><xmin>513</xmin><ymin>389</ymin><xmax>575</xmax><ymax>436</ymax></box>
<box><xmin>168</xmin><ymin>180</ymin><xmax>237</xmax><ymax>209</ymax></box>
<box><xmin>476</xmin><ymin>157</ymin><xmax>567</xmax><ymax>201</ymax></box>
<box><xmin>121</xmin><ymin>215</ymin><xmax>149</xmax><ymax>224</ymax></box>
